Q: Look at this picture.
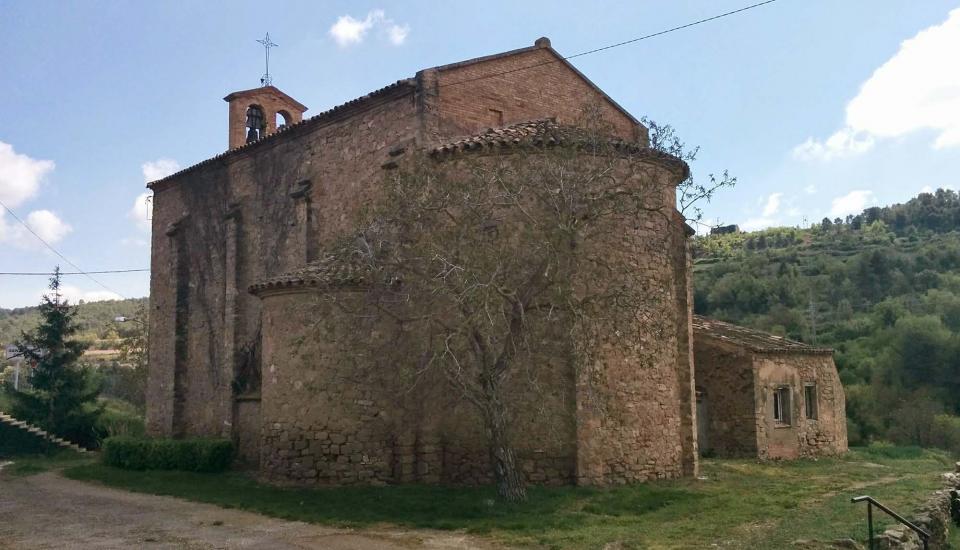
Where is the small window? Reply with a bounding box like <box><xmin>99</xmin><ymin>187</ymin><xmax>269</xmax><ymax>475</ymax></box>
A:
<box><xmin>804</xmin><ymin>384</ymin><xmax>818</xmax><ymax>420</ymax></box>
<box><xmin>773</xmin><ymin>386</ymin><xmax>791</xmax><ymax>425</ymax></box>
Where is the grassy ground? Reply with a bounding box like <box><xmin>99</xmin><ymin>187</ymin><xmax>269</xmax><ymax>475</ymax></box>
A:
<box><xmin>57</xmin><ymin>444</ymin><xmax>953</xmax><ymax>549</ymax></box>
<box><xmin>0</xmin><ymin>390</ymin><xmax>12</xmax><ymax>411</ymax></box>
<box><xmin>2</xmin><ymin>451</ymin><xmax>92</xmax><ymax>477</ymax></box>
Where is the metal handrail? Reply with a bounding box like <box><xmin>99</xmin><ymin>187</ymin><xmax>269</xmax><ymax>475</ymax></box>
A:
<box><xmin>851</xmin><ymin>495</ymin><xmax>931</xmax><ymax>550</ymax></box>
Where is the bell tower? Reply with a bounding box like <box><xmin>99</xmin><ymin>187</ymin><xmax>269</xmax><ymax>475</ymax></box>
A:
<box><xmin>223</xmin><ymin>87</ymin><xmax>308</xmax><ymax>150</ymax></box>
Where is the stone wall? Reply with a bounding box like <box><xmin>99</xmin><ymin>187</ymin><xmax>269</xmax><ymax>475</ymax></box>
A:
<box><xmin>430</xmin><ymin>40</ymin><xmax>644</xmax><ymax>143</ymax></box>
<box><xmin>146</xmin><ymin>84</ymin><xmax>421</xmax><ymax>442</ymax></box>
<box><xmin>572</xmin><ymin>161</ymin><xmax>689</xmax><ymax>485</ymax></box>
<box><xmin>875</xmin><ymin>465</ymin><xmax>960</xmax><ymax>549</ymax></box>
<box><xmin>146</xmin><ymin>40</ymin><xmax>694</xmax><ymax>487</ymax></box>
<box><xmin>256</xmin><ymin>287</ymin><xmax>577</xmax><ymax>486</ymax></box>
<box><xmin>754</xmin><ymin>353</ymin><xmax>848</xmax><ymax>459</ymax></box>
<box><xmin>693</xmin><ymin>338</ymin><xmax>758</xmax><ymax>457</ymax></box>
<box><xmin>252</xmin><ymin>150</ymin><xmax>688</xmax><ymax>487</ymax></box>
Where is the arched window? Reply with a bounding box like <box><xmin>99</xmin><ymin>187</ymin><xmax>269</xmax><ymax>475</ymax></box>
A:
<box><xmin>245</xmin><ymin>105</ymin><xmax>266</xmax><ymax>143</ymax></box>
<box><xmin>275</xmin><ymin>110</ymin><xmax>291</xmax><ymax>131</ymax></box>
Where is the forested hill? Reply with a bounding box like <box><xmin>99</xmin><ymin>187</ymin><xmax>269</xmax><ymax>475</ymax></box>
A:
<box><xmin>693</xmin><ymin>188</ymin><xmax>960</xmax><ymax>448</ymax></box>
<box><xmin>0</xmin><ymin>297</ymin><xmax>147</xmax><ymax>346</ymax></box>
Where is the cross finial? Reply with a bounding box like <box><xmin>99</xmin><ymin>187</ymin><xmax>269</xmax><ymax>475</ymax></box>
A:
<box><xmin>257</xmin><ymin>32</ymin><xmax>278</xmax><ymax>87</ymax></box>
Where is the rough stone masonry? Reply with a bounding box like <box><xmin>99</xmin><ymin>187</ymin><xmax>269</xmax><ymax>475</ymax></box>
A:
<box><xmin>145</xmin><ymin>37</ymin><xmax>700</xmax><ymax>487</ymax></box>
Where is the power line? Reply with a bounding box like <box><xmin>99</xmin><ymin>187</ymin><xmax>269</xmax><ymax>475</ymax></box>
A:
<box><xmin>439</xmin><ymin>0</ymin><xmax>780</xmax><ymax>89</ymax></box>
<box><xmin>0</xmin><ymin>269</ymin><xmax>149</xmax><ymax>276</ymax></box>
<box><xmin>0</xmin><ymin>197</ymin><xmax>128</xmax><ymax>298</ymax></box>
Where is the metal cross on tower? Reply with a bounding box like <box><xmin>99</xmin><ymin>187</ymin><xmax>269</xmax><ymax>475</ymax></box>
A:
<box><xmin>257</xmin><ymin>32</ymin><xmax>277</xmax><ymax>87</ymax></box>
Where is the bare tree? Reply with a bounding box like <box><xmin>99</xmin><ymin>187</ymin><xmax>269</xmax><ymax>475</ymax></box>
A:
<box><xmin>320</xmin><ymin>116</ymin><xmax>730</xmax><ymax>502</ymax></box>
<box><xmin>642</xmin><ymin>116</ymin><xmax>736</xmax><ymax>226</ymax></box>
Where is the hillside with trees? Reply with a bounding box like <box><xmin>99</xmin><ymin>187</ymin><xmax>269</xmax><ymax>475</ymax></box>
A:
<box><xmin>0</xmin><ymin>297</ymin><xmax>147</xmax><ymax>348</ymax></box>
<box><xmin>694</xmin><ymin>188</ymin><xmax>960</xmax><ymax>450</ymax></box>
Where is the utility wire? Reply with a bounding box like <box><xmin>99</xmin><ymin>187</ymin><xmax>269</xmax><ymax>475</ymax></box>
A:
<box><xmin>0</xmin><ymin>269</ymin><xmax>149</xmax><ymax>276</ymax></box>
<box><xmin>439</xmin><ymin>0</ymin><xmax>779</xmax><ymax>89</ymax></box>
<box><xmin>0</xmin><ymin>197</ymin><xmax>128</xmax><ymax>298</ymax></box>
<box><xmin>0</xmin><ymin>2</ymin><xmax>777</xmax><ymax>285</ymax></box>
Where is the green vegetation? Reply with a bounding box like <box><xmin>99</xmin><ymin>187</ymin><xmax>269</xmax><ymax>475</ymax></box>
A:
<box><xmin>0</xmin><ymin>296</ymin><xmax>146</xmax><ymax>349</ymax></box>
<box><xmin>5</xmin><ymin>269</ymin><xmax>103</xmax><ymax>447</ymax></box>
<box><xmin>101</xmin><ymin>436</ymin><xmax>234</xmax><ymax>472</ymax></box>
<box><xmin>95</xmin><ymin>397</ymin><xmax>145</xmax><ymax>438</ymax></box>
<box><xmin>1</xmin><ymin>451</ymin><xmax>91</xmax><ymax>476</ymax></box>
<box><xmin>0</xmin><ymin>419</ymin><xmax>58</xmax><ymax>457</ymax></box>
<box><xmin>65</xmin><ymin>446</ymin><xmax>951</xmax><ymax>549</ymax></box>
<box><xmin>694</xmin><ymin>189</ymin><xmax>960</xmax><ymax>453</ymax></box>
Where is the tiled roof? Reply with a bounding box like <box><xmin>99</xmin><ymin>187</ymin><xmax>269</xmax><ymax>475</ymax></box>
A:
<box><xmin>248</xmin><ymin>250</ymin><xmax>373</xmax><ymax>295</ymax></box>
<box><xmin>147</xmin><ymin>79</ymin><xmax>416</xmax><ymax>189</ymax></box>
<box><xmin>693</xmin><ymin>315</ymin><xmax>833</xmax><ymax>355</ymax></box>
<box><xmin>431</xmin><ymin>119</ymin><xmax>688</xmax><ymax>175</ymax></box>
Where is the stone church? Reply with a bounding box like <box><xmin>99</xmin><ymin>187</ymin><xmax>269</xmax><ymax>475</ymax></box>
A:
<box><xmin>144</xmin><ymin>38</ymin><xmax>843</xmax><ymax>487</ymax></box>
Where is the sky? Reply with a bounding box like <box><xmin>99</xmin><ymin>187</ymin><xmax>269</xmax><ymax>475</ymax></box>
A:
<box><xmin>1</xmin><ymin>0</ymin><xmax>959</xmax><ymax>308</ymax></box>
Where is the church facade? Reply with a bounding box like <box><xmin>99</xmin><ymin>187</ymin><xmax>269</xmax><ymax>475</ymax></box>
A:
<box><xmin>145</xmin><ymin>38</ymin><xmax>699</xmax><ymax>486</ymax></box>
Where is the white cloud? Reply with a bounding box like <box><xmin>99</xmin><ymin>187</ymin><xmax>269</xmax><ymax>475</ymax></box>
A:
<box><xmin>804</xmin><ymin>184</ymin><xmax>817</xmax><ymax>195</ymax></box>
<box><xmin>0</xmin><ymin>141</ymin><xmax>55</xmax><ymax>208</ymax></box>
<box><xmin>130</xmin><ymin>192</ymin><xmax>152</xmax><ymax>232</ymax></box>
<box><xmin>0</xmin><ymin>208</ymin><xmax>71</xmax><ymax>248</ymax></box>
<box><xmin>55</xmin><ymin>285</ymin><xmax>122</xmax><ymax>305</ymax></box>
<box><xmin>762</xmin><ymin>192</ymin><xmax>782</xmax><ymax>217</ymax></box>
<box><xmin>794</xmin><ymin>8</ymin><xmax>960</xmax><ymax>160</ymax></box>
<box><xmin>921</xmin><ymin>185</ymin><xmax>934</xmax><ymax>194</ymax></box>
<box><xmin>141</xmin><ymin>158</ymin><xmax>179</xmax><ymax>183</ymax></box>
<box><xmin>829</xmin><ymin>190</ymin><xmax>875</xmax><ymax>218</ymax></box>
<box><xmin>329</xmin><ymin>10</ymin><xmax>409</xmax><ymax>47</ymax></box>
<box><xmin>741</xmin><ymin>217</ymin><xmax>778</xmax><ymax>231</ymax></box>
<box><xmin>792</xmin><ymin>127</ymin><xmax>875</xmax><ymax>161</ymax></box>
<box><xmin>25</xmin><ymin>210</ymin><xmax>71</xmax><ymax>243</ymax></box>
<box><xmin>740</xmin><ymin>192</ymin><xmax>785</xmax><ymax>230</ymax></box>
<box><xmin>130</xmin><ymin>159</ymin><xmax>177</xmax><ymax>234</ymax></box>
<box><xmin>387</xmin><ymin>24</ymin><xmax>409</xmax><ymax>46</ymax></box>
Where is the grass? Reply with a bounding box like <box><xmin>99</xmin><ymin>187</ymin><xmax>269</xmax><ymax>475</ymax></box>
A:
<box><xmin>60</xmin><ymin>445</ymin><xmax>955</xmax><ymax>549</ymax></box>
<box><xmin>2</xmin><ymin>451</ymin><xmax>92</xmax><ymax>477</ymax></box>
<box><xmin>0</xmin><ymin>390</ymin><xmax>12</xmax><ymax>411</ymax></box>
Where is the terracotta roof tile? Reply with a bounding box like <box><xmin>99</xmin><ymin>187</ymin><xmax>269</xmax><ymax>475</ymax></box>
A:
<box><xmin>693</xmin><ymin>315</ymin><xmax>833</xmax><ymax>355</ymax></box>
<box><xmin>148</xmin><ymin>79</ymin><xmax>416</xmax><ymax>189</ymax></box>
<box><xmin>430</xmin><ymin>119</ymin><xmax>687</xmax><ymax>176</ymax></box>
<box><xmin>248</xmin><ymin>251</ymin><xmax>372</xmax><ymax>295</ymax></box>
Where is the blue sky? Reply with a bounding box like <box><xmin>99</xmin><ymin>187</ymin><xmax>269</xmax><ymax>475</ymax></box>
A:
<box><xmin>2</xmin><ymin>0</ymin><xmax>959</xmax><ymax>308</ymax></box>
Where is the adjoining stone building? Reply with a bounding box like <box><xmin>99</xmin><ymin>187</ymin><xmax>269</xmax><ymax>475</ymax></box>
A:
<box><xmin>693</xmin><ymin>315</ymin><xmax>848</xmax><ymax>459</ymax></box>
<box><xmin>145</xmin><ymin>38</ymin><xmax>699</xmax><ymax>487</ymax></box>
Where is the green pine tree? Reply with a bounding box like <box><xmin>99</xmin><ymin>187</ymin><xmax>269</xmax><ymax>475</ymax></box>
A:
<box><xmin>8</xmin><ymin>267</ymin><xmax>103</xmax><ymax>447</ymax></box>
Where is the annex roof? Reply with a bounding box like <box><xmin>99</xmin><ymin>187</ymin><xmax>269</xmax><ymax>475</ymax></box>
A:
<box><xmin>430</xmin><ymin>118</ymin><xmax>687</xmax><ymax>178</ymax></box>
<box><xmin>248</xmin><ymin>250</ymin><xmax>372</xmax><ymax>295</ymax></box>
<box><xmin>693</xmin><ymin>315</ymin><xmax>833</xmax><ymax>355</ymax></box>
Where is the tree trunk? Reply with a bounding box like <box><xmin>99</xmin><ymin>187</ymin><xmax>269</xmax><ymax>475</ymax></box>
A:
<box><xmin>487</xmin><ymin>407</ymin><xmax>527</xmax><ymax>503</ymax></box>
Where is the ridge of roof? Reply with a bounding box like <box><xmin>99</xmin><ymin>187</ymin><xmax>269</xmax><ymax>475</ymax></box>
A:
<box><xmin>693</xmin><ymin>314</ymin><xmax>834</xmax><ymax>355</ymax></box>
<box><xmin>223</xmin><ymin>85</ymin><xmax>308</xmax><ymax>112</ymax></box>
<box><xmin>147</xmin><ymin>79</ymin><xmax>416</xmax><ymax>190</ymax></box>
<box><xmin>147</xmin><ymin>37</ymin><xmax>645</xmax><ymax>191</ymax></box>
<box><xmin>429</xmin><ymin>37</ymin><xmax>639</xmax><ymax>126</ymax></box>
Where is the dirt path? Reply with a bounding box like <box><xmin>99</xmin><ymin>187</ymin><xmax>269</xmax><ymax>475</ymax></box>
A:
<box><xmin>0</xmin><ymin>470</ymin><xmax>502</xmax><ymax>549</ymax></box>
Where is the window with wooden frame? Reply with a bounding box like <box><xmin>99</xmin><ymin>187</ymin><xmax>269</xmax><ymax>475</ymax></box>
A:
<box><xmin>804</xmin><ymin>384</ymin><xmax>818</xmax><ymax>420</ymax></box>
<box><xmin>773</xmin><ymin>386</ymin><xmax>791</xmax><ymax>426</ymax></box>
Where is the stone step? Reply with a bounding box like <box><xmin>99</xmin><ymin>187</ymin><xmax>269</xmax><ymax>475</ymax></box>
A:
<box><xmin>0</xmin><ymin>410</ymin><xmax>88</xmax><ymax>453</ymax></box>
